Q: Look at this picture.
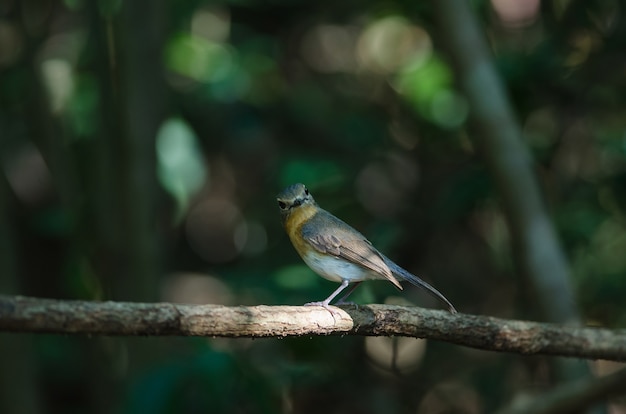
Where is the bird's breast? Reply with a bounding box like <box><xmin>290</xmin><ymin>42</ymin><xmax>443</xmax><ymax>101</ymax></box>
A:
<box><xmin>301</xmin><ymin>250</ymin><xmax>373</xmax><ymax>283</ymax></box>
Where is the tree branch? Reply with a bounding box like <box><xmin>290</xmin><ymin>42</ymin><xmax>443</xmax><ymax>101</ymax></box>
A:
<box><xmin>1</xmin><ymin>295</ymin><xmax>625</xmax><ymax>361</ymax></box>
<box><xmin>498</xmin><ymin>367</ymin><xmax>626</xmax><ymax>414</ymax></box>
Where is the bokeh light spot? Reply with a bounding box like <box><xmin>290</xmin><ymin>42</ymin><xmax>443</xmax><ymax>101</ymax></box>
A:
<box><xmin>185</xmin><ymin>199</ymin><xmax>244</xmax><ymax>263</ymax></box>
<box><xmin>491</xmin><ymin>0</ymin><xmax>540</xmax><ymax>28</ymax></box>
<box><xmin>357</xmin><ymin>16</ymin><xmax>432</xmax><ymax>74</ymax></box>
<box><xmin>157</xmin><ymin>118</ymin><xmax>208</xmax><ymax>220</ymax></box>
<box><xmin>40</xmin><ymin>58</ymin><xmax>74</xmax><ymax>114</ymax></box>
<box><xmin>301</xmin><ymin>24</ymin><xmax>359</xmax><ymax>73</ymax></box>
<box><xmin>234</xmin><ymin>219</ymin><xmax>268</xmax><ymax>256</ymax></box>
<box><xmin>166</xmin><ymin>34</ymin><xmax>234</xmax><ymax>84</ymax></box>
<box><xmin>365</xmin><ymin>336</ymin><xmax>427</xmax><ymax>374</ymax></box>
<box><xmin>191</xmin><ymin>7</ymin><xmax>230</xmax><ymax>43</ymax></box>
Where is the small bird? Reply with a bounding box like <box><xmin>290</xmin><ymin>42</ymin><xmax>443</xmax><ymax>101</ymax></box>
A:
<box><xmin>277</xmin><ymin>183</ymin><xmax>457</xmax><ymax>314</ymax></box>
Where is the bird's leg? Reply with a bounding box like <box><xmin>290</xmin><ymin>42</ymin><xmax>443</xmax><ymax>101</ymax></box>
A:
<box><xmin>305</xmin><ymin>279</ymin><xmax>350</xmax><ymax>315</ymax></box>
<box><xmin>334</xmin><ymin>281</ymin><xmax>362</xmax><ymax>305</ymax></box>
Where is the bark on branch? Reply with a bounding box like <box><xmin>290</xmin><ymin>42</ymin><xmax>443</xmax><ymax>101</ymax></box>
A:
<box><xmin>1</xmin><ymin>295</ymin><xmax>625</xmax><ymax>361</ymax></box>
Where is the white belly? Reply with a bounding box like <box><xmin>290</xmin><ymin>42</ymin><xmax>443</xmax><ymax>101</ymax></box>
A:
<box><xmin>302</xmin><ymin>251</ymin><xmax>379</xmax><ymax>283</ymax></box>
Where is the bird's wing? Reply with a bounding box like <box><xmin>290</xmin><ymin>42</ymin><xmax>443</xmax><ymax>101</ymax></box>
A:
<box><xmin>302</xmin><ymin>212</ymin><xmax>402</xmax><ymax>289</ymax></box>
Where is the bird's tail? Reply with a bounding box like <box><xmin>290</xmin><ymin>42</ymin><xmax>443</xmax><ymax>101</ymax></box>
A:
<box><xmin>381</xmin><ymin>255</ymin><xmax>457</xmax><ymax>314</ymax></box>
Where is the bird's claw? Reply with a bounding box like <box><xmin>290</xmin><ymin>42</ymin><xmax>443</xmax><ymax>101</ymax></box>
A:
<box><xmin>304</xmin><ymin>301</ymin><xmax>342</xmax><ymax>318</ymax></box>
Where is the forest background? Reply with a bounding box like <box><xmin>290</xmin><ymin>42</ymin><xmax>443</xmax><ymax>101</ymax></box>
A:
<box><xmin>1</xmin><ymin>0</ymin><xmax>625</xmax><ymax>413</ymax></box>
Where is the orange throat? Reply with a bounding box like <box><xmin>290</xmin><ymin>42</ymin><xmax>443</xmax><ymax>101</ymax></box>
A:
<box><xmin>285</xmin><ymin>204</ymin><xmax>318</xmax><ymax>256</ymax></box>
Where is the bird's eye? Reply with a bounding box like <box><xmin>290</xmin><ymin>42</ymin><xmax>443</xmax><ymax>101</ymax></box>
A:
<box><xmin>278</xmin><ymin>201</ymin><xmax>287</xmax><ymax>210</ymax></box>
<box><xmin>304</xmin><ymin>187</ymin><xmax>309</xmax><ymax>196</ymax></box>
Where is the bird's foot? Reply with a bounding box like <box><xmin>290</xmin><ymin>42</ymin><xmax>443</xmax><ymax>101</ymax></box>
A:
<box><xmin>304</xmin><ymin>301</ymin><xmax>342</xmax><ymax>318</ymax></box>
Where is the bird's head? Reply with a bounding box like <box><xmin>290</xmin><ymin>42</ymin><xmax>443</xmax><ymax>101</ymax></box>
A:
<box><xmin>276</xmin><ymin>183</ymin><xmax>316</xmax><ymax>224</ymax></box>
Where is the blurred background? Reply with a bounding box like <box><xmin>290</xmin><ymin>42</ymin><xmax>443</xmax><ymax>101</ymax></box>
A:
<box><xmin>1</xmin><ymin>0</ymin><xmax>625</xmax><ymax>412</ymax></box>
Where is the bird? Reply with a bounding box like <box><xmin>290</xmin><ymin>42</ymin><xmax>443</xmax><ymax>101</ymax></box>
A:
<box><xmin>276</xmin><ymin>183</ymin><xmax>457</xmax><ymax>314</ymax></box>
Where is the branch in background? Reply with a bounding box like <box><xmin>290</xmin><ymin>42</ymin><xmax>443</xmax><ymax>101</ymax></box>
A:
<box><xmin>432</xmin><ymin>0</ymin><xmax>579</xmax><ymax>326</ymax></box>
<box><xmin>114</xmin><ymin>0</ymin><xmax>167</xmax><ymax>302</ymax></box>
<box><xmin>431</xmin><ymin>0</ymin><xmax>597</xmax><ymax>398</ymax></box>
<box><xmin>498</xmin><ymin>367</ymin><xmax>626</xmax><ymax>414</ymax></box>
<box><xmin>1</xmin><ymin>295</ymin><xmax>625</xmax><ymax>361</ymax></box>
